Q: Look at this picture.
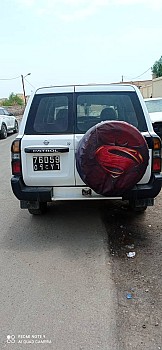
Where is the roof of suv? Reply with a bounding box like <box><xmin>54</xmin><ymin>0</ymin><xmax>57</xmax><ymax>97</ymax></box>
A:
<box><xmin>35</xmin><ymin>83</ymin><xmax>138</xmax><ymax>94</ymax></box>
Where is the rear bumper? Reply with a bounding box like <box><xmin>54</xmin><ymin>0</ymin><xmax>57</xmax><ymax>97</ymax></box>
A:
<box><xmin>122</xmin><ymin>173</ymin><xmax>162</xmax><ymax>200</ymax></box>
<box><xmin>11</xmin><ymin>174</ymin><xmax>162</xmax><ymax>202</ymax></box>
<box><xmin>11</xmin><ymin>176</ymin><xmax>53</xmax><ymax>202</ymax></box>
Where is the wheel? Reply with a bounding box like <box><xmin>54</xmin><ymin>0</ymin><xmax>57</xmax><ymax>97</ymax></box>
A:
<box><xmin>130</xmin><ymin>206</ymin><xmax>147</xmax><ymax>213</ymax></box>
<box><xmin>76</xmin><ymin>121</ymin><xmax>149</xmax><ymax>196</ymax></box>
<box><xmin>28</xmin><ymin>202</ymin><xmax>47</xmax><ymax>215</ymax></box>
<box><xmin>128</xmin><ymin>201</ymin><xmax>147</xmax><ymax>213</ymax></box>
<box><xmin>0</xmin><ymin>124</ymin><xmax>7</xmax><ymax>139</ymax></box>
<box><xmin>13</xmin><ymin>120</ymin><xmax>19</xmax><ymax>133</ymax></box>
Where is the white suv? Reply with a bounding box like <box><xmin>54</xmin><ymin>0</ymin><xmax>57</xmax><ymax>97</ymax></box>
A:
<box><xmin>0</xmin><ymin>107</ymin><xmax>18</xmax><ymax>139</ymax></box>
<box><xmin>144</xmin><ymin>97</ymin><xmax>162</xmax><ymax>140</ymax></box>
<box><xmin>11</xmin><ymin>84</ymin><xmax>162</xmax><ymax>214</ymax></box>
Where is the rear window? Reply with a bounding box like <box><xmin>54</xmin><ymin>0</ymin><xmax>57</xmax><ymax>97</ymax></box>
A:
<box><xmin>76</xmin><ymin>92</ymin><xmax>147</xmax><ymax>133</ymax></box>
<box><xmin>145</xmin><ymin>99</ymin><xmax>162</xmax><ymax>113</ymax></box>
<box><xmin>25</xmin><ymin>91</ymin><xmax>147</xmax><ymax>135</ymax></box>
<box><xmin>25</xmin><ymin>93</ymin><xmax>74</xmax><ymax>135</ymax></box>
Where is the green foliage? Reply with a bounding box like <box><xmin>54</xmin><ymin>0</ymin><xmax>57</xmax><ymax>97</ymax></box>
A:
<box><xmin>152</xmin><ymin>56</ymin><xmax>162</xmax><ymax>78</ymax></box>
<box><xmin>1</xmin><ymin>93</ymin><xmax>24</xmax><ymax>106</ymax></box>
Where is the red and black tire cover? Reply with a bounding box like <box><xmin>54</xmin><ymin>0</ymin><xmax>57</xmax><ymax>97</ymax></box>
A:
<box><xmin>76</xmin><ymin>121</ymin><xmax>149</xmax><ymax>196</ymax></box>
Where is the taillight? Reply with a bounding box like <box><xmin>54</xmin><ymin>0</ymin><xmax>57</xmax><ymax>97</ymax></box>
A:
<box><xmin>11</xmin><ymin>139</ymin><xmax>22</xmax><ymax>175</ymax></box>
<box><xmin>152</xmin><ymin>137</ymin><xmax>161</xmax><ymax>173</ymax></box>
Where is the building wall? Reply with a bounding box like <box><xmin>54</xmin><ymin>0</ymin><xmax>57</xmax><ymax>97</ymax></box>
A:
<box><xmin>140</xmin><ymin>84</ymin><xmax>152</xmax><ymax>98</ymax></box>
<box><xmin>152</xmin><ymin>77</ymin><xmax>162</xmax><ymax>97</ymax></box>
<box><xmin>140</xmin><ymin>76</ymin><xmax>162</xmax><ymax>98</ymax></box>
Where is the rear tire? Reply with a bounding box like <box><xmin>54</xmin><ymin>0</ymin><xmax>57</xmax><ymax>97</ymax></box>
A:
<box><xmin>1</xmin><ymin>124</ymin><xmax>7</xmax><ymax>139</ymax></box>
<box><xmin>28</xmin><ymin>202</ymin><xmax>47</xmax><ymax>215</ymax></box>
<box><xmin>128</xmin><ymin>200</ymin><xmax>147</xmax><ymax>213</ymax></box>
<box><xmin>76</xmin><ymin>121</ymin><xmax>149</xmax><ymax>197</ymax></box>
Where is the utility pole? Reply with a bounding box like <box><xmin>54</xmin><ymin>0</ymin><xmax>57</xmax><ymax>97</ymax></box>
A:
<box><xmin>21</xmin><ymin>73</ymin><xmax>31</xmax><ymax>106</ymax></box>
<box><xmin>21</xmin><ymin>75</ymin><xmax>26</xmax><ymax>106</ymax></box>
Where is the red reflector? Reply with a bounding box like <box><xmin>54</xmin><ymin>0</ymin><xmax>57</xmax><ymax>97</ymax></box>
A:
<box><xmin>12</xmin><ymin>161</ymin><xmax>21</xmax><ymax>175</ymax></box>
<box><xmin>153</xmin><ymin>158</ymin><xmax>161</xmax><ymax>172</ymax></box>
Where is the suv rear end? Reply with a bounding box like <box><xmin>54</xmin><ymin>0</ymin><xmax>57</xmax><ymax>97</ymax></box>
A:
<box><xmin>11</xmin><ymin>84</ymin><xmax>162</xmax><ymax>214</ymax></box>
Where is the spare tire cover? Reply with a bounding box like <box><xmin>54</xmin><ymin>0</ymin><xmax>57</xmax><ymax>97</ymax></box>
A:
<box><xmin>76</xmin><ymin>121</ymin><xmax>149</xmax><ymax>196</ymax></box>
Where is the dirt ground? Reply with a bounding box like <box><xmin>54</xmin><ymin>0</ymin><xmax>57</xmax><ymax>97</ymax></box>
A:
<box><xmin>101</xmin><ymin>195</ymin><xmax>162</xmax><ymax>350</ymax></box>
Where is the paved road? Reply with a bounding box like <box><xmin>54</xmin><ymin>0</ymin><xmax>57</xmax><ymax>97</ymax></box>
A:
<box><xmin>0</xmin><ymin>134</ymin><xmax>118</xmax><ymax>349</ymax></box>
<box><xmin>0</xmin><ymin>134</ymin><xmax>162</xmax><ymax>350</ymax></box>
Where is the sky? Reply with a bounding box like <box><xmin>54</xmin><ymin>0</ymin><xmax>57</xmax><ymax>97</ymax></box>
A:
<box><xmin>0</xmin><ymin>0</ymin><xmax>162</xmax><ymax>98</ymax></box>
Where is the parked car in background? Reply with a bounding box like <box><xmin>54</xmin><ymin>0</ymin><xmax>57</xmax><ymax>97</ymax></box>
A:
<box><xmin>144</xmin><ymin>98</ymin><xmax>162</xmax><ymax>140</ymax></box>
<box><xmin>0</xmin><ymin>107</ymin><xmax>19</xmax><ymax>139</ymax></box>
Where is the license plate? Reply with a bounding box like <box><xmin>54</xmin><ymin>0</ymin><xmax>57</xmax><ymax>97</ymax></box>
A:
<box><xmin>33</xmin><ymin>155</ymin><xmax>60</xmax><ymax>171</ymax></box>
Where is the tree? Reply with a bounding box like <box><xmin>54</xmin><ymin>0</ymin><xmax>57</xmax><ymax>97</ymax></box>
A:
<box><xmin>1</xmin><ymin>93</ymin><xmax>24</xmax><ymax>106</ymax></box>
<box><xmin>152</xmin><ymin>56</ymin><xmax>162</xmax><ymax>78</ymax></box>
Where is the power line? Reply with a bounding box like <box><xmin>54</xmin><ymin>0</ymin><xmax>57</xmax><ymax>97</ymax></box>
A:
<box><xmin>24</xmin><ymin>78</ymin><xmax>35</xmax><ymax>89</ymax></box>
<box><xmin>124</xmin><ymin>67</ymin><xmax>151</xmax><ymax>81</ymax></box>
<box><xmin>0</xmin><ymin>75</ymin><xmax>20</xmax><ymax>81</ymax></box>
<box><xmin>0</xmin><ymin>74</ymin><xmax>35</xmax><ymax>90</ymax></box>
